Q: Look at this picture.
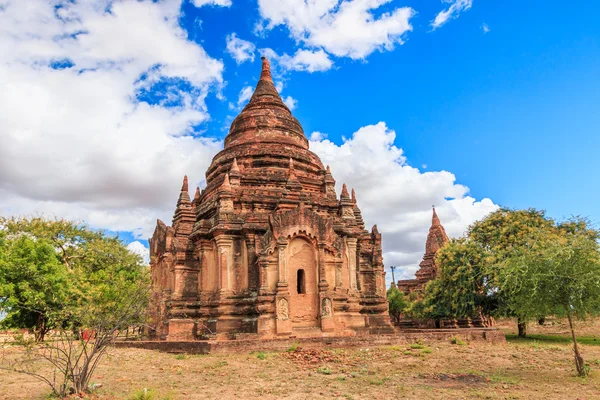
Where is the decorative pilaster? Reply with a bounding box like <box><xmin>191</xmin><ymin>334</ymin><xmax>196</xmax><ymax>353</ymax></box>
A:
<box><xmin>276</xmin><ymin>237</ymin><xmax>288</xmax><ymax>292</ymax></box>
<box><xmin>245</xmin><ymin>233</ymin><xmax>258</xmax><ymax>290</ymax></box>
<box><xmin>215</xmin><ymin>236</ymin><xmax>233</xmax><ymax>296</ymax></box>
<box><xmin>317</xmin><ymin>243</ymin><xmax>329</xmax><ymax>291</ymax></box>
<box><xmin>346</xmin><ymin>237</ymin><xmax>358</xmax><ymax>292</ymax></box>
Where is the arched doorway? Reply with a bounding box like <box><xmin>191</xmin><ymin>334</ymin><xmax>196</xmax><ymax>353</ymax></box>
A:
<box><xmin>287</xmin><ymin>237</ymin><xmax>318</xmax><ymax>328</ymax></box>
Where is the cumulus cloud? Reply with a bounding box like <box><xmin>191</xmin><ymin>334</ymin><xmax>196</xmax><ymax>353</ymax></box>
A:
<box><xmin>0</xmin><ymin>0</ymin><xmax>224</xmax><ymax>239</ymax></box>
<box><xmin>192</xmin><ymin>0</ymin><xmax>232</xmax><ymax>7</ymax></box>
<box><xmin>481</xmin><ymin>23</ymin><xmax>490</xmax><ymax>34</ymax></box>
<box><xmin>225</xmin><ymin>33</ymin><xmax>256</xmax><ymax>64</ymax></box>
<box><xmin>431</xmin><ymin>0</ymin><xmax>473</xmax><ymax>30</ymax></box>
<box><xmin>310</xmin><ymin>122</ymin><xmax>498</xmax><ymax>283</ymax></box>
<box><xmin>260</xmin><ymin>47</ymin><xmax>333</xmax><ymax>74</ymax></box>
<box><xmin>279</xmin><ymin>49</ymin><xmax>333</xmax><ymax>72</ymax></box>
<box><xmin>257</xmin><ymin>0</ymin><xmax>414</xmax><ymax>59</ymax></box>
<box><xmin>237</xmin><ymin>85</ymin><xmax>254</xmax><ymax>106</ymax></box>
<box><xmin>283</xmin><ymin>96</ymin><xmax>298</xmax><ymax>110</ymax></box>
<box><xmin>127</xmin><ymin>241</ymin><xmax>151</xmax><ymax>265</ymax></box>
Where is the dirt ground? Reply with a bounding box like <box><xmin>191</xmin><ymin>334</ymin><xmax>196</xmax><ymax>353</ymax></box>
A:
<box><xmin>1</xmin><ymin>318</ymin><xmax>599</xmax><ymax>400</ymax></box>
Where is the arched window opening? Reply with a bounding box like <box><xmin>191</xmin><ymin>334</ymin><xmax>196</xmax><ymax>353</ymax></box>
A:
<box><xmin>297</xmin><ymin>269</ymin><xmax>306</xmax><ymax>294</ymax></box>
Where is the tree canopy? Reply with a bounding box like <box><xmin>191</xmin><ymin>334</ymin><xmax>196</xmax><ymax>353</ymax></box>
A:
<box><xmin>0</xmin><ymin>217</ymin><xmax>149</xmax><ymax>341</ymax></box>
<box><xmin>413</xmin><ymin>208</ymin><xmax>600</xmax><ymax>376</ymax></box>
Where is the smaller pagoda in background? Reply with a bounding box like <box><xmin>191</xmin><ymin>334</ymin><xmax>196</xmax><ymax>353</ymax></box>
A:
<box><xmin>397</xmin><ymin>207</ymin><xmax>449</xmax><ymax>294</ymax></box>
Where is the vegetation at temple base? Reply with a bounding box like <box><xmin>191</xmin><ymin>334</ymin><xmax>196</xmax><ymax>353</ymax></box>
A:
<box><xmin>0</xmin><ymin>216</ymin><xmax>150</xmax><ymax>396</ymax></box>
<box><xmin>386</xmin><ymin>286</ymin><xmax>410</xmax><ymax>325</ymax></box>
<box><xmin>414</xmin><ymin>208</ymin><xmax>600</xmax><ymax>376</ymax></box>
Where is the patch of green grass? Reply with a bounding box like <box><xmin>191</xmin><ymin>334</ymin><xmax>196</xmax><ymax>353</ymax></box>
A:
<box><xmin>490</xmin><ymin>372</ymin><xmax>520</xmax><ymax>384</ymax></box>
<box><xmin>174</xmin><ymin>354</ymin><xmax>187</xmax><ymax>360</ymax></box>
<box><xmin>336</xmin><ymin>376</ymin><xmax>346</xmax><ymax>381</ymax></box>
<box><xmin>410</xmin><ymin>343</ymin><xmax>425</xmax><ymax>349</ymax></box>
<box><xmin>255</xmin><ymin>351</ymin><xmax>267</xmax><ymax>360</ymax></box>
<box><xmin>287</xmin><ymin>341</ymin><xmax>300</xmax><ymax>352</ymax></box>
<box><xmin>506</xmin><ymin>334</ymin><xmax>600</xmax><ymax>346</ymax></box>
<box><xmin>129</xmin><ymin>388</ymin><xmax>156</xmax><ymax>400</ymax></box>
<box><xmin>317</xmin><ymin>366</ymin><xmax>332</xmax><ymax>375</ymax></box>
<box><xmin>422</xmin><ymin>348</ymin><xmax>432</xmax><ymax>354</ymax></box>
<box><xmin>450</xmin><ymin>336</ymin><xmax>466</xmax><ymax>345</ymax></box>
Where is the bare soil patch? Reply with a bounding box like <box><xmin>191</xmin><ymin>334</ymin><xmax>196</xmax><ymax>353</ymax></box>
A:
<box><xmin>1</xmin><ymin>319</ymin><xmax>600</xmax><ymax>399</ymax></box>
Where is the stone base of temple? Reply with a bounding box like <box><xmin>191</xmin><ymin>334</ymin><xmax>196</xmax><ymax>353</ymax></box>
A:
<box><xmin>160</xmin><ymin>313</ymin><xmax>394</xmax><ymax>341</ymax></box>
<box><xmin>116</xmin><ymin>328</ymin><xmax>506</xmax><ymax>354</ymax></box>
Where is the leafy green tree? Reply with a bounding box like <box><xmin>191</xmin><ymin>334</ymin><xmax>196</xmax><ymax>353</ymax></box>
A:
<box><xmin>0</xmin><ymin>217</ymin><xmax>147</xmax><ymax>340</ymax></box>
<box><xmin>0</xmin><ymin>216</ymin><xmax>150</xmax><ymax>396</ymax></box>
<box><xmin>387</xmin><ymin>286</ymin><xmax>410</xmax><ymax>325</ymax></box>
<box><xmin>0</xmin><ymin>233</ymin><xmax>70</xmax><ymax>341</ymax></box>
<box><xmin>499</xmin><ymin>219</ymin><xmax>600</xmax><ymax>376</ymax></box>
<box><xmin>414</xmin><ymin>208</ymin><xmax>565</xmax><ymax>336</ymax></box>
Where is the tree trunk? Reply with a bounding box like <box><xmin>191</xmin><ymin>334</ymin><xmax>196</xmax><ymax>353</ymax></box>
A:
<box><xmin>566</xmin><ymin>311</ymin><xmax>586</xmax><ymax>377</ymax></box>
<box><xmin>517</xmin><ymin>318</ymin><xmax>527</xmax><ymax>338</ymax></box>
<box><xmin>35</xmin><ymin>314</ymin><xmax>47</xmax><ymax>342</ymax></box>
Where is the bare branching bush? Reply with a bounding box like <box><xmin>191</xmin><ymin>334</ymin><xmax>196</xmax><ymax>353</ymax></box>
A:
<box><xmin>1</xmin><ymin>278</ymin><xmax>149</xmax><ymax>397</ymax></box>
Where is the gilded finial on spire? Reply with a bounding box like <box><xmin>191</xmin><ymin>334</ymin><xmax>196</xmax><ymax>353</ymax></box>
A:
<box><xmin>260</xmin><ymin>57</ymin><xmax>273</xmax><ymax>83</ymax></box>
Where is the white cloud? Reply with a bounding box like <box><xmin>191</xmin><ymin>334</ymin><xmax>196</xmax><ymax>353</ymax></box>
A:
<box><xmin>310</xmin><ymin>131</ymin><xmax>327</xmax><ymax>141</ymax></box>
<box><xmin>309</xmin><ymin>122</ymin><xmax>498</xmax><ymax>284</ymax></box>
<box><xmin>192</xmin><ymin>0</ymin><xmax>232</xmax><ymax>7</ymax></box>
<box><xmin>127</xmin><ymin>241</ymin><xmax>151</xmax><ymax>265</ymax></box>
<box><xmin>257</xmin><ymin>0</ymin><xmax>414</xmax><ymax>59</ymax></box>
<box><xmin>283</xmin><ymin>95</ymin><xmax>298</xmax><ymax>110</ymax></box>
<box><xmin>481</xmin><ymin>23</ymin><xmax>490</xmax><ymax>34</ymax></box>
<box><xmin>237</xmin><ymin>85</ymin><xmax>254</xmax><ymax>106</ymax></box>
<box><xmin>0</xmin><ymin>0</ymin><xmax>224</xmax><ymax>239</ymax></box>
<box><xmin>431</xmin><ymin>0</ymin><xmax>473</xmax><ymax>30</ymax></box>
<box><xmin>225</xmin><ymin>33</ymin><xmax>256</xmax><ymax>64</ymax></box>
<box><xmin>279</xmin><ymin>49</ymin><xmax>333</xmax><ymax>72</ymax></box>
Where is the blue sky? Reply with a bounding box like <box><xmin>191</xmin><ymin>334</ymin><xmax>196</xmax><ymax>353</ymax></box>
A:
<box><xmin>0</xmin><ymin>0</ymin><xmax>598</xmax><ymax>278</ymax></box>
<box><xmin>194</xmin><ymin>0</ymin><xmax>600</xmax><ymax>223</ymax></box>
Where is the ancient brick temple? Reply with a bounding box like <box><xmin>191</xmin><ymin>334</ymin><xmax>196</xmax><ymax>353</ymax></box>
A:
<box><xmin>397</xmin><ymin>208</ymin><xmax>449</xmax><ymax>294</ymax></box>
<box><xmin>149</xmin><ymin>58</ymin><xmax>392</xmax><ymax>341</ymax></box>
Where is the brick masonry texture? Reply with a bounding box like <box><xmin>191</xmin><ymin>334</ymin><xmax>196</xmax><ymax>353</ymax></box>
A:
<box><xmin>149</xmin><ymin>58</ymin><xmax>392</xmax><ymax>341</ymax></box>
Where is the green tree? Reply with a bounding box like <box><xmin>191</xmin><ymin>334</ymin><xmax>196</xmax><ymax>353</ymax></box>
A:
<box><xmin>0</xmin><ymin>233</ymin><xmax>70</xmax><ymax>341</ymax></box>
<box><xmin>0</xmin><ymin>217</ymin><xmax>147</xmax><ymax>340</ymax></box>
<box><xmin>499</xmin><ymin>219</ymin><xmax>600</xmax><ymax>376</ymax></box>
<box><xmin>0</xmin><ymin>216</ymin><xmax>150</xmax><ymax>396</ymax></box>
<box><xmin>415</xmin><ymin>208</ymin><xmax>562</xmax><ymax>336</ymax></box>
<box><xmin>387</xmin><ymin>286</ymin><xmax>410</xmax><ymax>325</ymax></box>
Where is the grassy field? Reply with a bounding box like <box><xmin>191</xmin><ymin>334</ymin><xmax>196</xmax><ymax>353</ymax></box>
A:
<box><xmin>1</xmin><ymin>318</ymin><xmax>599</xmax><ymax>399</ymax></box>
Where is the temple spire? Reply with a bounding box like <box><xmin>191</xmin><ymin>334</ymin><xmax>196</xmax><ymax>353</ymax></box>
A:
<box><xmin>220</xmin><ymin>173</ymin><xmax>232</xmax><ymax>193</ymax></box>
<box><xmin>260</xmin><ymin>57</ymin><xmax>273</xmax><ymax>83</ymax></box>
<box><xmin>432</xmin><ymin>206</ymin><xmax>441</xmax><ymax>226</ymax></box>
<box><xmin>340</xmin><ymin>183</ymin><xmax>350</xmax><ymax>200</ymax></box>
<box><xmin>230</xmin><ymin>158</ymin><xmax>241</xmax><ymax>175</ymax></box>
<box><xmin>172</xmin><ymin>175</ymin><xmax>194</xmax><ymax>229</ymax></box>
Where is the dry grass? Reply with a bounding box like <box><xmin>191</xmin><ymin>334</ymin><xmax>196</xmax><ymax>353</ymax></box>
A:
<box><xmin>1</xmin><ymin>318</ymin><xmax>599</xmax><ymax>399</ymax></box>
